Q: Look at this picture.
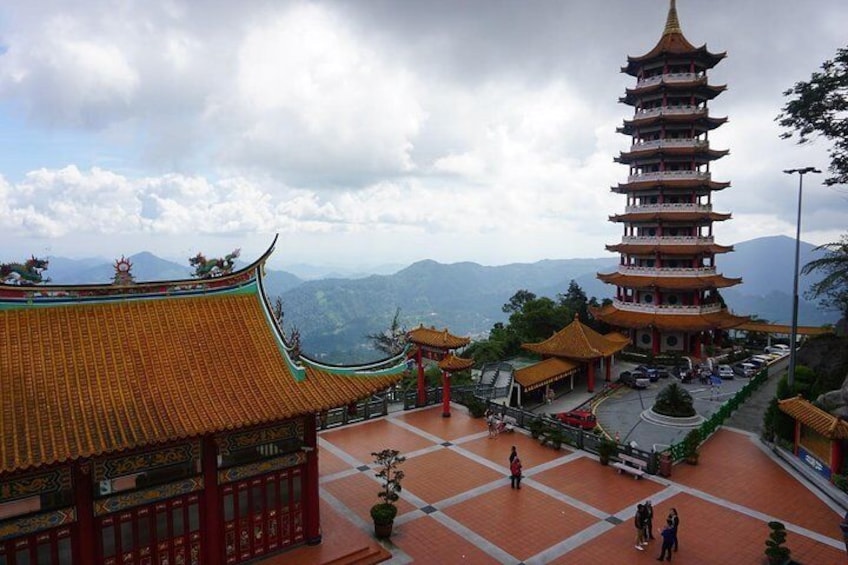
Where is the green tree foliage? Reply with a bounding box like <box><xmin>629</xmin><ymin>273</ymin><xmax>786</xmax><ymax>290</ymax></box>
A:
<box><xmin>366</xmin><ymin>307</ymin><xmax>407</xmax><ymax>356</ymax></box>
<box><xmin>801</xmin><ymin>234</ymin><xmax>848</xmax><ymax>319</ymax></box>
<box><xmin>777</xmin><ymin>46</ymin><xmax>848</xmax><ymax>186</ymax></box>
<box><xmin>557</xmin><ymin>280</ymin><xmax>589</xmax><ymax>322</ymax></box>
<box><xmin>653</xmin><ymin>383</ymin><xmax>696</xmax><ymax>418</ymax></box>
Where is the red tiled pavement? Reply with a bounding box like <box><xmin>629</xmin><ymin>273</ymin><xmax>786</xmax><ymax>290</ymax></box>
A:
<box><xmin>672</xmin><ymin>428</ymin><xmax>843</xmax><ymax>539</ymax></box>
<box><xmin>533</xmin><ymin>456</ymin><xmax>666</xmax><ymax>514</ymax></box>
<box><xmin>551</xmin><ymin>491</ymin><xmax>846</xmax><ymax>565</ymax></box>
<box><xmin>297</xmin><ymin>405</ymin><xmax>845</xmax><ymax>564</ymax></box>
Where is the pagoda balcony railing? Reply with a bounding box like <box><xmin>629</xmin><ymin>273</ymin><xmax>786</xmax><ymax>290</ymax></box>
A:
<box><xmin>635</xmin><ymin>72</ymin><xmax>701</xmax><ymax>87</ymax></box>
<box><xmin>629</xmin><ymin>138</ymin><xmax>709</xmax><ymax>152</ymax></box>
<box><xmin>634</xmin><ymin>105</ymin><xmax>706</xmax><ymax>119</ymax></box>
<box><xmin>627</xmin><ymin>170</ymin><xmax>711</xmax><ymax>183</ymax></box>
<box><xmin>620</xmin><ymin>235</ymin><xmax>715</xmax><ymax>245</ymax></box>
<box><xmin>617</xmin><ymin>265</ymin><xmax>717</xmax><ymax>277</ymax></box>
<box><xmin>612</xmin><ymin>298</ymin><xmax>722</xmax><ymax>315</ymax></box>
<box><xmin>624</xmin><ymin>202</ymin><xmax>712</xmax><ymax>214</ymax></box>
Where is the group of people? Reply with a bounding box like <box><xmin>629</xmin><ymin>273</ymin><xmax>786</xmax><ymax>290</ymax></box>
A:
<box><xmin>485</xmin><ymin>409</ymin><xmax>512</xmax><ymax>438</ymax></box>
<box><xmin>634</xmin><ymin>501</ymin><xmax>679</xmax><ymax>561</ymax></box>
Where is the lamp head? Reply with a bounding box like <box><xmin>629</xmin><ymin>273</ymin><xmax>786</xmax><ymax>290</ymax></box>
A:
<box><xmin>783</xmin><ymin>167</ymin><xmax>822</xmax><ymax>175</ymax></box>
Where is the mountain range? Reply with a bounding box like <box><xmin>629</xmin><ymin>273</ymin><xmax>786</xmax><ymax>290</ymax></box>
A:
<box><xmin>21</xmin><ymin>235</ymin><xmax>838</xmax><ymax>363</ymax></box>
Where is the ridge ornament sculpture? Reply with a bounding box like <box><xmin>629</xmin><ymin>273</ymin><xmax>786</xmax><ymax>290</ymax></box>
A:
<box><xmin>0</xmin><ymin>256</ymin><xmax>50</xmax><ymax>285</ymax></box>
<box><xmin>189</xmin><ymin>249</ymin><xmax>240</xmax><ymax>278</ymax></box>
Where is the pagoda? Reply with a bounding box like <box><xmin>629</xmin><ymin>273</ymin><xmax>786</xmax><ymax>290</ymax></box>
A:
<box><xmin>593</xmin><ymin>0</ymin><xmax>748</xmax><ymax>357</ymax></box>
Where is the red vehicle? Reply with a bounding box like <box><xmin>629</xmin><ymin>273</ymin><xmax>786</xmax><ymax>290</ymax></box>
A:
<box><xmin>555</xmin><ymin>409</ymin><xmax>597</xmax><ymax>430</ymax></box>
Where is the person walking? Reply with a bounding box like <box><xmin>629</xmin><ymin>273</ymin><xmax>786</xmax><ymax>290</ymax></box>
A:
<box><xmin>634</xmin><ymin>504</ymin><xmax>646</xmax><ymax>550</ymax></box>
<box><xmin>669</xmin><ymin>508</ymin><xmax>680</xmax><ymax>552</ymax></box>
<box><xmin>510</xmin><ymin>455</ymin><xmax>523</xmax><ymax>489</ymax></box>
<box><xmin>644</xmin><ymin>500</ymin><xmax>655</xmax><ymax>540</ymax></box>
<box><xmin>657</xmin><ymin>519</ymin><xmax>675</xmax><ymax>561</ymax></box>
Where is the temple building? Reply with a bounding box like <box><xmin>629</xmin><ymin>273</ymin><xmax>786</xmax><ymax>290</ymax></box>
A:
<box><xmin>0</xmin><ymin>239</ymin><xmax>405</xmax><ymax>565</ymax></box>
<box><xmin>593</xmin><ymin>0</ymin><xmax>748</xmax><ymax>356</ymax></box>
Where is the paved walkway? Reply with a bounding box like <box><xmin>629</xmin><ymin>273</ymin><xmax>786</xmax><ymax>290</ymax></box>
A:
<box><xmin>277</xmin><ymin>402</ymin><xmax>846</xmax><ymax>564</ymax></box>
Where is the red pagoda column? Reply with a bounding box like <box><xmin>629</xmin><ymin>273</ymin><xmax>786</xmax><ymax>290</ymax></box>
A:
<box><xmin>442</xmin><ymin>370</ymin><xmax>451</xmax><ymax>417</ymax></box>
<box><xmin>72</xmin><ymin>460</ymin><xmax>96</xmax><ymax>565</ymax></box>
<box><xmin>605</xmin><ymin>356</ymin><xmax>612</xmax><ymax>382</ymax></box>
<box><xmin>303</xmin><ymin>415</ymin><xmax>322</xmax><ymax>545</ymax></box>
<box><xmin>202</xmin><ymin>436</ymin><xmax>223</xmax><ymax>565</ymax></box>
<box><xmin>587</xmin><ymin>360</ymin><xmax>595</xmax><ymax>393</ymax></box>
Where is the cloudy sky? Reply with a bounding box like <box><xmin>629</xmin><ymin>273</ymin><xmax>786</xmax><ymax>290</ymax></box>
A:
<box><xmin>1</xmin><ymin>0</ymin><xmax>846</xmax><ymax>270</ymax></box>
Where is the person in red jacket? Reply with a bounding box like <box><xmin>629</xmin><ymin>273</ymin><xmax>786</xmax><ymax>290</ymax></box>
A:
<box><xmin>510</xmin><ymin>455</ymin><xmax>522</xmax><ymax>489</ymax></box>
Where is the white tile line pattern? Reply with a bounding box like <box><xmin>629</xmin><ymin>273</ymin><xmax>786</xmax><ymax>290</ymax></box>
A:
<box><xmin>525</xmin><ymin>520</ymin><xmax>617</xmax><ymax>565</ymax></box>
<box><xmin>430</xmin><ymin>510</ymin><xmax>520</xmax><ymax>564</ymax></box>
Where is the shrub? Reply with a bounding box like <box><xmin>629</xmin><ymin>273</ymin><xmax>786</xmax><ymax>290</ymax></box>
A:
<box><xmin>764</xmin><ymin>521</ymin><xmax>791</xmax><ymax>563</ymax></box>
<box><xmin>653</xmin><ymin>383</ymin><xmax>696</xmax><ymax>417</ymax></box>
<box><xmin>681</xmin><ymin>429</ymin><xmax>701</xmax><ymax>462</ymax></box>
<box><xmin>466</xmin><ymin>396</ymin><xmax>487</xmax><ymax>418</ymax></box>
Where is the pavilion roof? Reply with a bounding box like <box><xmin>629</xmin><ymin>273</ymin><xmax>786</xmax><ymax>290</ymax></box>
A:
<box><xmin>620</xmin><ymin>81</ymin><xmax>725</xmax><ymax>105</ymax></box>
<box><xmin>615</xmin><ymin>147</ymin><xmax>729</xmax><ymax>165</ymax></box>
<box><xmin>438</xmin><ymin>354</ymin><xmax>474</xmax><ymax>372</ymax></box>
<box><xmin>608</xmin><ymin>211</ymin><xmax>732</xmax><ymax>223</ymax></box>
<box><xmin>597</xmin><ymin>272</ymin><xmax>742</xmax><ymax>290</ymax></box>
<box><xmin>619</xmin><ymin>114</ymin><xmax>727</xmax><ymax>132</ymax></box>
<box><xmin>735</xmin><ymin>322</ymin><xmax>833</xmax><ymax>336</ymax></box>
<box><xmin>612</xmin><ymin>179</ymin><xmax>731</xmax><ymax>193</ymax></box>
<box><xmin>513</xmin><ymin>358</ymin><xmax>580</xmax><ymax>392</ymax></box>
<box><xmin>0</xmin><ymin>249</ymin><xmax>404</xmax><ymax>474</ymax></box>
<box><xmin>522</xmin><ymin>315</ymin><xmax>629</xmax><ymax>360</ymax></box>
<box><xmin>407</xmin><ymin>325</ymin><xmax>470</xmax><ymax>350</ymax></box>
<box><xmin>591</xmin><ymin>304</ymin><xmax>748</xmax><ymax>332</ymax></box>
<box><xmin>605</xmin><ymin>242</ymin><xmax>734</xmax><ymax>255</ymax></box>
<box><xmin>779</xmin><ymin>396</ymin><xmax>848</xmax><ymax>440</ymax></box>
<box><xmin>621</xmin><ymin>0</ymin><xmax>725</xmax><ymax>76</ymax></box>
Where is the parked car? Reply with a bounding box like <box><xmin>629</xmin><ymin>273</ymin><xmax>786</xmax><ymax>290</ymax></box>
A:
<box><xmin>618</xmin><ymin>371</ymin><xmax>650</xmax><ymax>389</ymax></box>
<box><xmin>717</xmin><ymin>365</ymin><xmax>734</xmax><ymax>379</ymax></box>
<box><xmin>634</xmin><ymin>365</ymin><xmax>660</xmax><ymax>382</ymax></box>
<box><xmin>555</xmin><ymin>409</ymin><xmax>597</xmax><ymax>430</ymax></box>
<box><xmin>765</xmin><ymin>344</ymin><xmax>790</xmax><ymax>355</ymax></box>
<box><xmin>733</xmin><ymin>362</ymin><xmax>757</xmax><ymax>377</ymax></box>
<box><xmin>750</xmin><ymin>355</ymin><xmax>773</xmax><ymax>366</ymax></box>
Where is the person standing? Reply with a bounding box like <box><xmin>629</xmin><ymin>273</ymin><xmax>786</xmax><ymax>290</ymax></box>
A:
<box><xmin>510</xmin><ymin>455</ymin><xmax>522</xmax><ymax>489</ymax></box>
<box><xmin>669</xmin><ymin>508</ymin><xmax>680</xmax><ymax>552</ymax></box>
<box><xmin>644</xmin><ymin>500</ymin><xmax>654</xmax><ymax>540</ymax></box>
<box><xmin>509</xmin><ymin>446</ymin><xmax>518</xmax><ymax>464</ymax></box>
<box><xmin>657</xmin><ymin>519</ymin><xmax>675</xmax><ymax>561</ymax></box>
<box><xmin>634</xmin><ymin>504</ymin><xmax>646</xmax><ymax>550</ymax></box>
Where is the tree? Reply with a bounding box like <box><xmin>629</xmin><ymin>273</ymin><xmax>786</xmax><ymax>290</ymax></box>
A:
<box><xmin>557</xmin><ymin>279</ymin><xmax>589</xmax><ymax>322</ymax></box>
<box><xmin>776</xmin><ymin>46</ymin><xmax>848</xmax><ymax>186</ymax></box>
<box><xmin>801</xmin><ymin>234</ymin><xmax>848</xmax><ymax>319</ymax></box>
<box><xmin>367</xmin><ymin>307</ymin><xmax>407</xmax><ymax>356</ymax></box>
<box><xmin>503</xmin><ymin>289</ymin><xmax>537</xmax><ymax>314</ymax></box>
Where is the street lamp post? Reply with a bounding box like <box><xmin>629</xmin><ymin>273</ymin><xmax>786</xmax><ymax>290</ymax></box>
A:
<box><xmin>783</xmin><ymin>167</ymin><xmax>821</xmax><ymax>389</ymax></box>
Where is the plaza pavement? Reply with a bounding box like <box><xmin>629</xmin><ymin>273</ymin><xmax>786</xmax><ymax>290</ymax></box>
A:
<box><xmin>268</xmin><ymin>397</ymin><xmax>847</xmax><ymax>564</ymax></box>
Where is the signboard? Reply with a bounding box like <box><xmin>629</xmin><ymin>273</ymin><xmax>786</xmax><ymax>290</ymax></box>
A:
<box><xmin>797</xmin><ymin>446</ymin><xmax>831</xmax><ymax>480</ymax></box>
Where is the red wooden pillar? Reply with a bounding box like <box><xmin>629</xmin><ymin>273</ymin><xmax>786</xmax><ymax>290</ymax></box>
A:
<box><xmin>652</xmin><ymin>328</ymin><xmax>660</xmax><ymax>355</ymax></box>
<box><xmin>442</xmin><ymin>371</ymin><xmax>451</xmax><ymax>417</ymax></box>
<box><xmin>303</xmin><ymin>415</ymin><xmax>322</xmax><ymax>545</ymax></box>
<box><xmin>693</xmin><ymin>333</ymin><xmax>702</xmax><ymax>357</ymax></box>
<box><xmin>605</xmin><ymin>356</ymin><xmax>611</xmax><ymax>382</ymax></box>
<box><xmin>416</xmin><ymin>347</ymin><xmax>426</xmax><ymax>406</ymax></box>
<box><xmin>202</xmin><ymin>436</ymin><xmax>223</xmax><ymax>565</ymax></box>
<box><xmin>830</xmin><ymin>439</ymin><xmax>842</xmax><ymax>478</ymax></box>
<box><xmin>72</xmin><ymin>460</ymin><xmax>95</xmax><ymax>565</ymax></box>
<box><xmin>587</xmin><ymin>360</ymin><xmax>595</xmax><ymax>393</ymax></box>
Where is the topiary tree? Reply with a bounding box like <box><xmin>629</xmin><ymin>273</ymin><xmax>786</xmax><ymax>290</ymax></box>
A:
<box><xmin>653</xmin><ymin>383</ymin><xmax>696</xmax><ymax>417</ymax></box>
<box><xmin>764</xmin><ymin>521</ymin><xmax>791</xmax><ymax>564</ymax></box>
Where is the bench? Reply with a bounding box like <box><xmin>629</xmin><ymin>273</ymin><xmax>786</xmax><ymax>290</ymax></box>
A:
<box><xmin>612</xmin><ymin>453</ymin><xmax>647</xmax><ymax>479</ymax></box>
<box><xmin>497</xmin><ymin>416</ymin><xmax>517</xmax><ymax>433</ymax></box>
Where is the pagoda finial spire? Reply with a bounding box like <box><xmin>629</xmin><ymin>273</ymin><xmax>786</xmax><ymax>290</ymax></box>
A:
<box><xmin>663</xmin><ymin>0</ymin><xmax>682</xmax><ymax>36</ymax></box>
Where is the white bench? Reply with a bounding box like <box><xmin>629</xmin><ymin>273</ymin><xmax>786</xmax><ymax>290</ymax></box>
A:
<box><xmin>612</xmin><ymin>453</ymin><xmax>647</xmax><ymax>479</ymax></box>
<box><xmin>497</xmin><ymin>416</ymin><xmax>517</xmax><ymax>433</ymax></box>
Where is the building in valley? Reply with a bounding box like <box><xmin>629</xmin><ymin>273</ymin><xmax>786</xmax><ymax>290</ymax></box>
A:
<box><xmin>0</xmin><ymin>239</ymin><xmax>406</xmax><ymax>565</ymax></box>
<box><xmin>593</xmin><ymin>0</ymin><xmax>748</xmax><ymax>356</ymax></box>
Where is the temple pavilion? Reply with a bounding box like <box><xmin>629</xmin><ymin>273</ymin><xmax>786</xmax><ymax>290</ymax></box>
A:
<box><xmin>593</xmin><ymin>0</ymin><xmax>748</xmax><ymax>356</ymax></box>
<box><xmin>514</xmin><ymin>315</ymin><xmax>629</xmax><ymax>403</ymax></box>
<box><xmin>0</xmin><ymin>239</ymin><xmax>406</xmax><ymax>565</ymax></box>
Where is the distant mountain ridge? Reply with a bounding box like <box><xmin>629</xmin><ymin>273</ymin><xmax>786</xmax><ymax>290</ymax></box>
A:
<box><xmin>23</xmin><ymin>235</ymin><xmax>837</xmax><ymax>362</ymax></box>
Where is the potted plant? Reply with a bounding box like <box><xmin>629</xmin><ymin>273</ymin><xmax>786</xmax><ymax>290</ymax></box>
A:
<box><xmin>598</xmin><ymin>436</ymin><xmax>617</xmax><ymax>466</ymax></box>
<box><xmin>370</xmin><ymin>449</ymin><xmax>406</xmax><ymax>539</ymax></box>
<box><xmin>764</xmin><ymin>521</ymin><xmax>791</xmax><ymax>564</ymax></box>
<box><xmin>681</xmin><ymin>429</ymin><xmax>701</xmax><ymax>465</ymax></box>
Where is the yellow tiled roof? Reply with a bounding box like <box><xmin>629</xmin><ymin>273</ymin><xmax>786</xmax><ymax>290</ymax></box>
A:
<box><xmin>513</xmin><ymin>358</ymin><xmax>580</xmax><ymax>392</ymax></box>
<box><xmin>438</xmin><ymin>354</ymin><xmax>474</xmax><ymax>372</ymax></box>
<box><xmin>591</xmin><ymin>304</ymin><xmax>748</xmax><ymax>332</ymax></box>
<box><xmin>522</xmin><ymin>315</ymin><xmax>629</xmax><ymax>360</ymax></box>
<box><xmin>407</xmin><ymin>325</ymin><xmax>470</xmax><ymax>349</ymax></box>
<box><xmin>0</xmin><ymin>290</ymin><xmax>402</xmax><ymax>473</ymax></box>
<box><xmin>779</xmin><ymin>396</ymin><xmax>848</xmax><ymax>440</ymax></box>
<box><xmin>597</xmin><ymin>272</ymin><xmax>742</xmax><ymax>290</ymax></box>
